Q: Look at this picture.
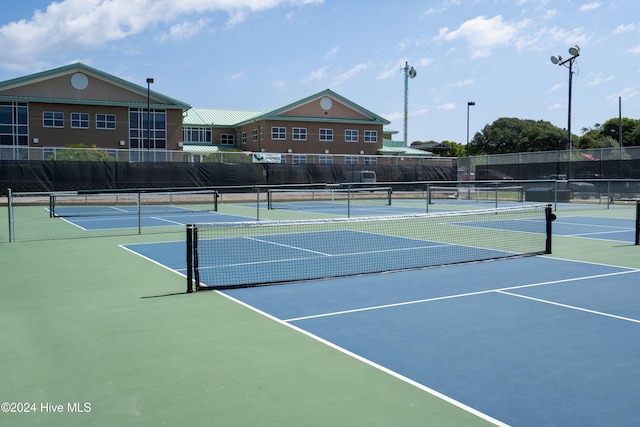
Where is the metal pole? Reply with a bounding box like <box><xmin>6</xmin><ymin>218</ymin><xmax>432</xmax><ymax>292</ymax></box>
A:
<box><xmin>403</xmin><ymin>62</ymin><xmax>409</xmax><ymax>147</ymax></box>
<box><xmin>567</xmin><ymin>59</ymin><xmax>573</xmax><ymax>178</ymax></box>
<box><xmin>8</xmin><ymin>188</ymin><xmax>14</xmax><ymax>242</ymax></box>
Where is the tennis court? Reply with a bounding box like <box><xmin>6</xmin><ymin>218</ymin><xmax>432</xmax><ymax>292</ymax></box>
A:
<box><xmin>119</xmin><ymin>204</ymin><xmax>640</xmax><ymax>426</ymax></box>
<box><xmin>3</xmin><ymin>200</ymin><xmax>640</xmax><ymax>426</ymax></box>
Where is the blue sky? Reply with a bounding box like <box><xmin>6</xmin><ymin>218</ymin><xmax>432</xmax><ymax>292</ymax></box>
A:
<box><xmin>0</xmin><ymin>0</ymin><xmax>638</xmax><ymax>145</ymax></box>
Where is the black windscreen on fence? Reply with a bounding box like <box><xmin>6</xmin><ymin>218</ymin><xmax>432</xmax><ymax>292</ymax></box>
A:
<box><xmin>0</xmin><ymin>160</ymin><xmax>456</xmax><ymax>194</ymax></box>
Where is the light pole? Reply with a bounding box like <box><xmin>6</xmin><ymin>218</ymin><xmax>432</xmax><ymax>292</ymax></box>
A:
<box><xmin>466</xmin><ymin>101</ymin><xmax>475</xmax><ymax>156</ymax></box>
<box><xmin>550</xmin><ymin>45</ymin><xmax>580</xmax><ymax>178</ymax></box>
<box><xmin>403</xmin><ymin>62</ymin><xmax>416</xmax><ymax>146</ymax></box>
<box><xmin>146</xmin><ymin>77</ymin><xmax>154</xmax><ymax>152</ymax></box>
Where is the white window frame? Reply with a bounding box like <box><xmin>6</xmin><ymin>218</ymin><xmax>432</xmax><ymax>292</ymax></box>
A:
<box><xmin>345</xmin><ymin>156</ymin><xmax>358</xmax><ymax>165</ymax></box>
<box><xmin>345</xmin><ymin>129</ymin><xmax>358</xmax><ymax>142</ymax></box>
<box><xmin>96</xmin><ymin>113</ymin><xmax>116</xmax><ymax>130</ymax></box>
<box><xmin>43</xmin><ymin>111</ymin><xmax>64</xmax><ymax>128</ymax></box>
<box><xmin>292</xmin><ymin>127</ymin><xmax>307</xmax><ymax>141</ymax></box>
<box><xmin>291</xmin><ymin>155</ymin><xmax>307</xmax><ymax>164</ymax></box>
<box><xmin>71</xmin><ymin>113</ymin><xmax>89</xmax><ymax>129</ymax></box>
<box><xmin>364</xmin><ymin>130</ymin><xmax>378</xmax><ymax>143</ymax></box>
<box><xmin>272</xmin><ymin>127</ymin><xmax>286</xmax><ymax>140</ymax></box>
<box><xmin>319</xmin><ymin>128</ymin><xmax>333</xmax><ymax>142</ymax></box>
<box><xmin>318</xmin><ymin>155</ymin><xmax>333</xmax><ymax>164</ymax></box>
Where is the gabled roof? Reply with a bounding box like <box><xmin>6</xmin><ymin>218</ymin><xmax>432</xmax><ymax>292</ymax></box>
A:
<box><xmin>183</xmin><ymin>108</ymin><xmax>262</xmax><ymax>127</ymax></box>
<box><xmin>0</xmin><ymin>62</ymin><xmax>190</xmax><ymax>110</ymax></box>
<box><xmin>235</xmin><ymin>89</ymin><xmax>390</xmax><ymax>127</ymax></box>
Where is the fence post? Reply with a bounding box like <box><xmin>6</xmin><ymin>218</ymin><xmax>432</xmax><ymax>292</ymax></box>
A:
<box><xmin>7</xmin><ymin>188</ymin><xmax>14</xmax><ymax>242</ymax></box>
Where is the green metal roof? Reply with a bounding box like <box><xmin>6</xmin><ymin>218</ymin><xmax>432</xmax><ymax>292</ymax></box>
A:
<box><xmin>0</xmin><ymin>62</ymin><xmax>190</xmax><ymax>110</ymax></box>
<box><xmin>378</xmin><ymin>146</ymin><xmax>433</xmax><ymax>156</ymax></box>
<box><xmin>183</xmin><ymin>108</ymin><xmax>262</xmax><ymax>127</ymax></box>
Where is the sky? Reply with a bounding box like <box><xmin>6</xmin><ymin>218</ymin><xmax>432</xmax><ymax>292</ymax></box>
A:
<box><xmin>0</xmin><ymin>0</ymin><xmax>638</xmax><ymax>145</ymax></box>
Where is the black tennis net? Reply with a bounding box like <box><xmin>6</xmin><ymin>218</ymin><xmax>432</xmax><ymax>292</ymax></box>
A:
<box><xmin>186</xmin><ymin>204</ymin><xmax>554</xmax><ymax>292</ymax></box>
<box><xmin>267</xmin><ymin>186</ymin><xmax>392</xmax><ymax>213</ymax></box>
<box><xmin>49</xmin><ymin>189</ymin><xmax>218</xmax><ymax>218</ymax></box>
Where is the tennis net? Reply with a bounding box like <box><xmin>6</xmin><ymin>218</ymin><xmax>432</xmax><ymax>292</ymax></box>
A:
<box><xmin>49</xmin><ymin>189</ymin><xmax>218</xmax><ymax>218</ymax></box>
<box><xmin>267</xmin><ymin>186</ymin><xmax>392</xmax><ymax>214</ymax></box>
<box><xmin>186</xmin><ymin>204</ymin><xmax>554</xmax><ymax>291</ymax></box>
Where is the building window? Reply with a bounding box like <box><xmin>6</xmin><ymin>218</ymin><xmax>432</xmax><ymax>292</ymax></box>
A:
<box><xmin>364</xmin><ymin>130</ymin><xmax>378</xmax><ymax>143</ymax></box>
<box><xmin>241</xmin><ymin>132</ymin><xmax>247</xmax><ymax>144</ymax></box>
<box><xmin>252</xmin><ymin>129</ymin><xmax>258</xmax><ymax>142</ymax></box>
<box><xmin>260</xmin><ymin>127</ymin><xmax>264</xmax><ymax>140</ymax></box>
<box><xmin>345</xmin><ymin>156</ymin><xmax>358</xmax><ymax>165</ymax></box>
<box><xmin>96</xmin><ymin>114</ymin><xmax>116</xmax><ymax>130</ymax></box>
<box><xmin>129</xmin><ymin>108</ymin><xmax>167</xmax><ymax>151</ymax></box>
<box><xmin>71</xmin><ymin>113</ymin><xmax>89</xmax><ymax>129</ymax></box>
<box><xmin>43</xmin><ymin>111</ymin><xmax>64</xmax><ymax>128</ymax></box>
<box><xmin>364</xmin><ymin>156</ymin><xmax>377</xmax><ymax>165</ymax></box>
<box><xmin>319</xmin><ymin>155</ymin><xmax>333</xmax><ymax>164</ymax></box>
<box><xmin>292</xmin><ymin>155</ymin><xmax>307</xmax><ymax>164</ymax></box>
<box><xmin>221</xmin><ymin>134</ymin><xmax>234</xmax><ymax>145</ymax></box>
<box><xmin>272</xmin><ymin>127</ymin><xmax>286</xmax><ymax>140</ymax></box>
<box><xmin>183</xmin><ymin>127</ymin><xmax>211</xmax><ymax>143</ymax></box>
<box><xmin>319</xmin><ymin>128</ymin><xmax>333</xmax><ymax>142</ymax></box>
<box><xmin>292</xmin><ymin>128</ymin><xmax>307</xmax><ymax>141</ymax></box>
<box><xmin>0</xmin><ymin>102</ymin><xmax>29</xmax><ymax>159</ymax></box>
<box><xmin>345</xmin><ymin>129</ymin><xmax>358</xmax><ymax>142</ymax></box>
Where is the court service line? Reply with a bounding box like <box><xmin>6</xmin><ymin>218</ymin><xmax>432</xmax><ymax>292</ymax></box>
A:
<box><xmin>496</xmin><ymin>291</ymin><xmax>640</xmax><ymax>324</ymax></box>
<box><xmin>285</xmin><ymin>269</ymin><xmax>640</xmax><ymax>322</ymax></box>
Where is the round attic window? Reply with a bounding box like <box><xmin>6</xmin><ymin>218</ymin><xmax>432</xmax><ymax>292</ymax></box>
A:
<box><xmin>71</xmin><ymin>73</ymin><xmax>89</xmax><ymax>90</ymax></box>
<box><xmin>320</xmin><ymin>96</ymin><xmax>333</xmax><ymax>111</ymax></box>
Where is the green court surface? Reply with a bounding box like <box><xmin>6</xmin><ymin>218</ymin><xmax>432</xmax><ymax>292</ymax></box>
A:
<box><xmin>1</xmin><ymin>204</ymin><xmax>639</xmax><ymax>426</ymax></box>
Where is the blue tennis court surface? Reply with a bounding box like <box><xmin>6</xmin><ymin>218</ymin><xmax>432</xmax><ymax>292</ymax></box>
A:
<box><xmin>121</xmin><ymin>211</ymin><xmax>640</xmax><ymax>426</ymax></box>
<box><xmin>553</xmin><ymin>216</ymin><xmax>636</xmax><ymax>242</ymax></box>
<box><xmin>220</xmin><ymin>257</ymin><xmax>640</xmax><ymax>427</ymax></box>
<box><xmin>57</xmin><ymin>209</ymin><xmax>253</xmax><ymax>230</ymax></box>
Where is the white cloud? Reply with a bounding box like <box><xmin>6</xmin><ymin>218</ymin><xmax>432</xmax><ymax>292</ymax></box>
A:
<box><xmin>332</xmin><ymin>62</ymin><xmax>371</xmax><ymax>86</ymax></box>
<box><xmin>612</xmin><ymin>23</ymin><xmax>635</xmax><ymax>35</ymax></box>
<box><xmin>437</xmin><ymin>103</ymin><xmax>456</xmax><ymax>111</ymax></box>
<box><xmin>586</xmin><ymin>73</ymin><xmax>613</xmax><ymax>86</ymax></box>
<box><xmin>448</xmin><ymin>79</ymin><xmax>473</xmax><ymax>88</ymax></box>
<box><xmin>548</xmin><ymin>103</ymin><xmax>563</xmax><ymax>110</ymax></box>
<box><xmin>436</xmin><ymin>15</ymin><xmax>523</xmax><ymax>58</ymax></box>
<box><xmin>325</xmin><ymin>47</ymin><xmax>339</xmax><ymax>60</ymax></box>
<box><xmin>230</xmin><ymin>71</ymin><xmax>246</xmax><ymax>80</ymax></box>
<box><xmin>549</xmin><ymin>83</ymin><xmax>563</xmax><ymax>92</ymax></box>
<box><xmin>579</xmin><ymin>2</ymin><xmax>601</xmax><ymax>12</ymax></box>
<box><xmin>303</xmin><ymin>66</ymin><xmax>330</xmax><ymax>83</ymax></box>
<box><xmin>0</xmin><ymin>0</ymin><xmax>323</xmax><ymax>71</ymax></box>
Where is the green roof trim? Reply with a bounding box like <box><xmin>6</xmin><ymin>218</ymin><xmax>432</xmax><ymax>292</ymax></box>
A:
<box><xmin>235</xmin><ymin>89</ymin><xmax>391</xmax><ymax>127</ymax></box>
<box><xmin>0</xmin><ymin>62</ymin><xmax>190</xmax><ymax>110</ymax></box>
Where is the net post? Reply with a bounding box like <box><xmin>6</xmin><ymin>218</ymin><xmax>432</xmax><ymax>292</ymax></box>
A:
<box><xmin>267</xmin><ymin>189</ymin><xmax>273</xmax><ymax>210</ymax></box>
<box><xmin>387</xmin><ymin>187</ymin><xmax>392</xmax><ymax>206</ymax></box>
<box><xmin>8</xmin><ymin>188</ymin><xmax>14</xmax><ymax>242</ymax></box>
<box><xmin>49</xmin><ymin>193</ymin><xmax>55</xmax><ymax>218</ymax></box>
<box><xmin>545</xmin><ymin>204</ymin><xmax>555</xmax><ymax>254</ymax></box>
<box><xmin>635</xmin><ymin>200</ymin><xmax>639</xmax><ymax>246</ymax></box>
<box><xmin>186</xmin><ymin>224</ymin><xmax>194</xmax><ymax>293</ymax></box>
<box><xmin>193</xmin><ymin>225</ymin><xmax>200</xmax><ymax>291</ymax></box>
<box><xmin>213</xmin><ymin>190</ymin><xmax>219</xmax><ymax>212</ymax></box>
<box><xmin>137</xmin><ymin>192</ymin><xmax>142</xmax><ymax>235</ymax></box>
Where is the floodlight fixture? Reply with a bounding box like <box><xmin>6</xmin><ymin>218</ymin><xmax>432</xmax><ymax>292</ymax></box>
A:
<box><xmin>403</xmin><ymin>62</ymin><xmax>417</xmax><ymax>147</ymax></box>
<box><xmin>549</xmin><ymin>45</ymin><xmax>581</xmax><ymax>177</ymax></box>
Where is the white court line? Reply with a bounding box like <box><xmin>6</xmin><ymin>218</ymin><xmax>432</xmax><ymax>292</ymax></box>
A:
<box><xmin>285</xmin><ymin>269</ymin><xmax>640</xmax><ymax>322</ymax></box>
<box><xmin>496</xmin><ymin>291</ymin><xmax>640</xmax><ymax>324</ymax></box>
<box><xmin>217</xmin><ymin>290</ymin><xmax>510</xmax><ymax>427</ymax></box>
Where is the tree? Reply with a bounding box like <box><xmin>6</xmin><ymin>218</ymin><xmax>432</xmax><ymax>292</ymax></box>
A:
<box><xmin>600</xmin><ymin>117</ymin><xmax>640</xmax><ymax>147</ymax></box>
<box><xmin>46</xmin><ymin>144</ymin><xmax>115</xmax><ymax>161</ymax></box>
<box><xmin>469</xmin><ymin>117</ymin><xmax>566</xmax><ymax>155</ymax></box>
